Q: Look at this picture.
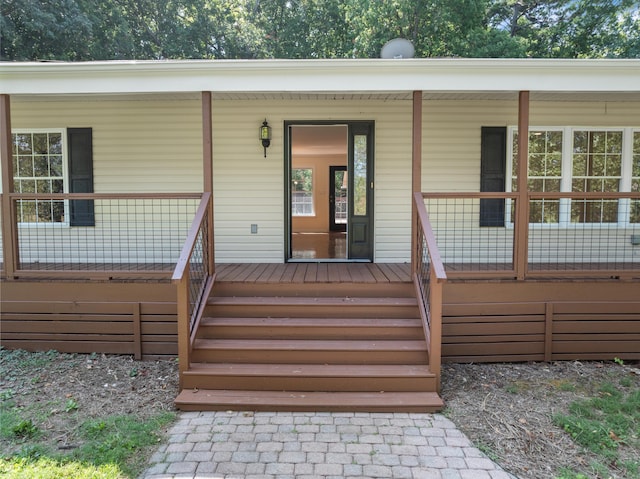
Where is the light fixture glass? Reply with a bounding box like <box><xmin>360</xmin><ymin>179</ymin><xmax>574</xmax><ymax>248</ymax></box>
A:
<box><xmin>259</xmin><ymin>119</ymin><xmax>272</xmax><ymax>157</ymax></box>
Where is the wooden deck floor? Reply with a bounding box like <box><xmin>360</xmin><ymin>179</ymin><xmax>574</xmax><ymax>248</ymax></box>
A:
<box><xmin>214</xmin><ymin>263</ymin><xmax>412</xmax><ymax>284</ymax></box>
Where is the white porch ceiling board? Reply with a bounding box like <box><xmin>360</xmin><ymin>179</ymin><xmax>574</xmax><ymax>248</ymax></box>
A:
<box><xmin>2</xmin><ymin>59</ymin><xmax>639</xmax><ymax>96</ymax></box>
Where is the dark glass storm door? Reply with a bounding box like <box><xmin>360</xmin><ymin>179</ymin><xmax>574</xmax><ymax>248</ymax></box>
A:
<box><xmin>347</xmin><ymin>122</ymin><xmax>374</xmax><ymax>260</ymax></box>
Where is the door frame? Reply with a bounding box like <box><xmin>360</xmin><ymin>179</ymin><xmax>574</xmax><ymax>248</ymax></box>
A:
<box><xmin>285</xmin><ymin>120</ymin><xmax>375</xmax><ymax>262</ymax></box>
<box><xmin>329</xmin><ymin>165</ymin><xmax>347</xmax><ymax>232</ymax></box>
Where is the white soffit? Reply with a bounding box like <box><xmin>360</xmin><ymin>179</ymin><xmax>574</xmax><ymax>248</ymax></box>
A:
<box><xmin>1</xmin><ymin>58</ymin><xmax>639</xmax><ymax>96</ymax></box>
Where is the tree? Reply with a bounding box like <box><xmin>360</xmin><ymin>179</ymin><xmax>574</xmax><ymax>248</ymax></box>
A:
<box><xmin>1</xmin><ymin>0</ymin><xmax>637</xmax><ymax>61</ymax></box>
<box><xmin>344</xmin><ymin>0</ymin><xmax>524</xmax><ymax>58</ymax></box>
<box><xmin>489</xmin><ymin>0</ymin><xmax>640</xmax><ymax>58</ymax></box>
<box><xmin>1</xmin><ymin>0</ymin><xmax>92</xmax><ymax>61</ymax></box>
<box><xmin>251</xmin><ymin>0</ymin><xmax>353</xmax><ymax>58</ymax></box>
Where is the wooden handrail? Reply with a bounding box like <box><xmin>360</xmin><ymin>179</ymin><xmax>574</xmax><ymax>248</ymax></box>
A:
<box><xmin>421</xmin><ymin>191</ymin><xmax>640</xmax><ymax>200</ymax></box>
<box><xmin>171</xmin><ymin>192</ymin><xmax>213</xmax><ymax>388</ymax></box>
<box><xmin>172</xmin><ymin>192</ymin><xmax>212</xmax><ymax>282</ymax></box>
<box><xmin>8</xmin><ymin>192</ymin><xmax>203</xmax><ymax>200</ymax></box>
<box><xmin>422</xmin><ymin>192</ymin><xmax>518</xmax><ymax>199</ymax></box>
<box><xmin>414</xmin><ymin>192</ymin><xmax>447</xmax><ymax>282</ymax></box>
<box><xmin>412</xmin><ymin>192</ymin><xmax>447</xmax><ymax>393</ymax></box>
<box><xmin>528</xmin><ymin>192</ymin><xmax>640</xmax><ymax>200</ymax></box>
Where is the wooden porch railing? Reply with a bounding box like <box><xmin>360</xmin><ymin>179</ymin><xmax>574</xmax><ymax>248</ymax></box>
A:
<box><xmin>421</xmin><ymin>191</ymin><xmax>640</xmax><ymax>280</ymax></box>
<box><xmin>172</xmin><ymin>192</ymin><xmax>215</xmax><ymax>387</ymax></box>
<box><xmin>412</xmin><ymin>192</ymin><xmax>447</xmax><ymax>393</ymax></box>
<box><xmin>1</xmin><ymin>192</ymin><xmax>203</xmax><ymax>280</ymax></box>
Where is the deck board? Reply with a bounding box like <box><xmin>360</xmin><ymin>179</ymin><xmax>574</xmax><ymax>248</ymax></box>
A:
<box><xmin>214</xmin><ymin>263</ymin><xmax>411</xmax><ymax>284</ymax></box>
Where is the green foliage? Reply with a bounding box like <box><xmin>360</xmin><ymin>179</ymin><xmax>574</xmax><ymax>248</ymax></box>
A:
<box><xmin>505</xmin><ymin>383</ymin><xmax>520</xmax><ymax>394</ymax></box>
<box><xmin>556</xmin><ymin>468</ymin><xmax>590</xmax><ymax>479</ymax></box>
<box><xmin>1</xmin><ymin>0</ymin><xmax>637</xmax><ymax>61</ymax></box>
<box><xmin>12</xmin><ymin>420</ymin><xmax>39</xmax><ymax>439</ymax></box>
<box><xmin>0</xmin><ymin>0</ymin><xmax>92</xmax><ymax>61</ymax></box>
<box><xmin>488</xmin><ymin>0</ymin><xmax>640</xmax><ymax>58</ymax></box>
<box><xmin>0</xmin><ymin>457</ymin><xmax>125</xmax><ymax>479</ymax></box>
<box><xmin>65</xmin><ymin>398</ymin><xmax>79</xmax><ymax>413</ymax></box>
<box><xmin>0</xmin><ymin>413</ymin><xmax>174</xmax><ymax>478</ymax></box>
<box><xmin>75</xmin><ymin>413</ymin><xmax>175</xmax><ymax>475</ymax></box>
<box><xmin>0</xmin><ymin>349</ymin><xmax>177</xmax><ymax>479</ymax></box>
<box><xmin>553</xmin><ymin>382</ymin><xmax>640</xmax><ymax>477</ymax></box>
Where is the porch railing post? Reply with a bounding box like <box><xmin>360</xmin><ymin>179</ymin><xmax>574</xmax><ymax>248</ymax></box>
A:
<box><xmin>429</xmin><ymin>264</ymin><xmax>443</xmax><ymax>393</ymax></box>
<box><xmin>411</xmin><ymin>91</ymin><xmax>423</xmax><ymax>275</ymax></box>
<box><xmin>0</xmin><ymin>94</ymin><xmax>17</xmax><ymax>278</ymax></box>
<box><xmin>176</xmin><ymin>264</ymin><xmax>191</xmax><ymax>390</ymax></box>
<box><xmin>515</xmin><ymin>91</ymin><xmax>530</xmax><ymax>280</ymax></box>
<box><xmin>202</xmin><ymin>91</ymin><xmax>215</xmax><ymax>274</ymax></box>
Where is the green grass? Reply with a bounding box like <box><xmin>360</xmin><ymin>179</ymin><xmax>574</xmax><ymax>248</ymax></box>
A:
<box><xmin>0</xmin><ymin>457</ymin><xmax>126</xmax><ymax>479</ymax></box>
<box><xmin>0</xmin><ymin>413</ymin><xmax>175</xmax><ymax>478</ymax></box>
<box><xmin>1</xmin><ymin>348</ymin><xmax>177</xmax><ymax>479</ymax></box>
<box><xmin>553</xmin><ymin>380</ymin><xmax>640</xmax><ymax>478</ymax></box>
<box><xmin>74</xmin><ymin>414</ymin><xmax>175</xmax><ymax>473</ymax></box>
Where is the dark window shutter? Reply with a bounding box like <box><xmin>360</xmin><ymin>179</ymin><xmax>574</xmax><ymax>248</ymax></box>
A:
<box><xmin>67</xmin><ymin>128</ymin><xmax>94</xmax><ymax>226</ymax></box>
<box><xmin>480</xmin><ymin>127</ymin><xmax>507</xmax><ymax>226</ymax></box>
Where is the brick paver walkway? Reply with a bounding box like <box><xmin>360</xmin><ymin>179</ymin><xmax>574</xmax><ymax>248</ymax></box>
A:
<box><xmin>140</xmin><ymin>411</ymin><xmax>517</xmax><ymax>479</ymax></box>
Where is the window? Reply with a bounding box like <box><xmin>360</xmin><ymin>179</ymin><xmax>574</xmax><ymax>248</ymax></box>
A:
<box><xmin>511</xmin><ymin>129</ymin><xmax>562</xmax><ymax>223</ymax></box>
<box><xmin>291</xmin><ymin>168</ymin><xmax>314</xmax><ymax>216</ymax></box>
<box><xmin>507</xmin><ymin>127</ymin><xmax>635</xmax><ymax>225</ymax></box>
<box><xmin>12</xmin><ymin>130</ymin><xmax>67</xmax><ymax>223</ymax></box>
<box><xmin>571</xmin><ymin>130</ymin><xmax>622</xmax><ymax>223</ymax></box>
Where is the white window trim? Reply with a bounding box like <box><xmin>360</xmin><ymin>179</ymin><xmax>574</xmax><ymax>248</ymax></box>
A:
<box><xmin>12</xmin><ymin>128</ymin><xmax>70</xmax><ymax>227</ymax></box>
<box><xmin>506</xmin><ymin>126</ymin><xmax>638</xmax><ymax>228</ymax></box>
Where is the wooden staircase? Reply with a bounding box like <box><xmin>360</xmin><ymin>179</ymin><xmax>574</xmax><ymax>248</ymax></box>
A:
<box><xmin>175</xmin><ymin>281</ymin><xmax>443</xmax><ymax>412</ymax></box>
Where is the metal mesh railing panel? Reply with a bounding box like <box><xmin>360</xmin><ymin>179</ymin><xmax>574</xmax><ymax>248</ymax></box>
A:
<box><xmin>14</xmin><ymin>196</ymin><xmax>200</xmax><ymax>273</ymax></box>
<box><xmin>423</xmin><ymin>197</ymin><xmax>516</xmax><ymax>273</ymax></box>
<box><xmin>187</xmin><ymin>214</ymin><xmax>210</xmax><ymax>333</ymax></box>
<box><xmin>527</xmin><ymin>197</ymin><xmax>640</xmax><ymax>272</ymax></box>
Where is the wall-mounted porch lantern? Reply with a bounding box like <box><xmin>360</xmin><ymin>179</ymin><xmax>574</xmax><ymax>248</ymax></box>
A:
<box><xmin>259</xmin><ymin>119</ymin><xmax>272</xmax><ymax>157</ymax></box>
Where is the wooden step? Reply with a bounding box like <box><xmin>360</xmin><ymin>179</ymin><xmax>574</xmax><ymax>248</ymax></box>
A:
<box><xmin>196</xmin><ymin>317</ymin><xmax>424</xmax><ymax>340</ymax></box>
<box><xmin>213</xmin><ymin>281</ymin><xmax>416</xmax><ymax>298</ymax></box>
<box><xmin>206</xmin><ymin>296</ymin><xmax>420</xmax><ymax>319</ymax></box>
<box><xmin>181</xmin><ymin>363</ymin><xmax>437</xmax><ymax>392</ymax></box>
<box><xmin>191</xmin><ymin>339</ymin><xmax>428</xmax><ymax>364</ymax></box>
<box><xmin>174</xmin><ymin>389</ymin><xmax>444</xmax><ymax>413</ymax></box>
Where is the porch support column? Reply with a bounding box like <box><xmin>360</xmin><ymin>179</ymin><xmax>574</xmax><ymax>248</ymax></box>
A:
<box><xmin>0</xmin><ymin>94</ymin><xmax>16</xmax><ymax>278</ymax></box>
<box><xmin>202</xmin><ymin>91</ymin><xmax>215</xmax><ymax>273</ymax></box>
<box><xmin>411</xmin><ymin>90</ymin><xmax>423</xmax><ymax>274</ymax></box>
<box><xmin>515</xmin><ymin>91</ymin><xmax>530</xmax><ymax>280</ymax></box>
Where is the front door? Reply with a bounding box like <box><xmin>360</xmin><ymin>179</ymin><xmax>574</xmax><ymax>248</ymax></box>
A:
<box><xmin>287</xmin><ymin>121</ymin><xmax>374</xmax><ymax>261</ymax></box>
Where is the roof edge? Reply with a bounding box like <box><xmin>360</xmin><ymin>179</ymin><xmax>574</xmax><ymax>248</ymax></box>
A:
<box><xmin>2</xmin><ymin>58</ymin><xmax>639</xmax><ymax>95</ymax></box>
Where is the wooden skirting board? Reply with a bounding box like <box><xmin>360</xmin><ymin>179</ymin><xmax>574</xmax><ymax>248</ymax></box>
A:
<box><xmin>1</xmin><ymin>273</ymin><xmax>638</xmax><ymax>363</ymax></box>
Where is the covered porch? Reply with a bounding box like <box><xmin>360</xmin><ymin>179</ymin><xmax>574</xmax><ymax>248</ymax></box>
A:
<box><xmin>1</xmin><ymin>59</ymin><xmax>639</xmax><ymax>411</ymax></box>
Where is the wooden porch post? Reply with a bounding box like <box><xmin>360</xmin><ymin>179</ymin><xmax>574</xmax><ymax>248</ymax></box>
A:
<box><xmin>515</xmin><ymin>91</ymin><xmax>530</xmax><ymax>280</ymax></box>
<box><xmin>0</xmin><ymin>94</ymin><xmax>17</xmax><ymax>278</ymax></box>
<box><xmin>411</xmin><ymin>91</ymin><xmax>423</xmax><ymax>274</ymax></box>
<box><xmin>202</xmin><ymin>91</ymin><xmax>215</xmax><ymax>273</ymax></box>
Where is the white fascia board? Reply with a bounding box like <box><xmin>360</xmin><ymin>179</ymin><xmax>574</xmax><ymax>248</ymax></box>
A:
<box><xmin>1</xmin><ymin>58</ymin><xmax>639</xmax><ymax>95</ymax></box>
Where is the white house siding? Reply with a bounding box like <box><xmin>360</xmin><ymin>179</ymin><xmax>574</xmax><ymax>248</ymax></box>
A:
<box><xmin>210</xmin><ymin>98</ymin><xmax>414</xmax><ymax>263</ymax></box>
<box><xmin>5</xmin><ymin>96</ymin><xmax>637</xmax><ymax>266</ymax></box>
<box><xmin>421</xmin><ymin>99</ymin><xmax>640</xmax><ymax>266</ymax></box>
<box><xmin>10</xmin><ymin>96</ymin><xmax>203</xmax><ymax>193</ymax></box>
<box><xmin>8</xmin><ymin>96</ymin><xmax>203</xmax><ymax>265</ymax></box>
